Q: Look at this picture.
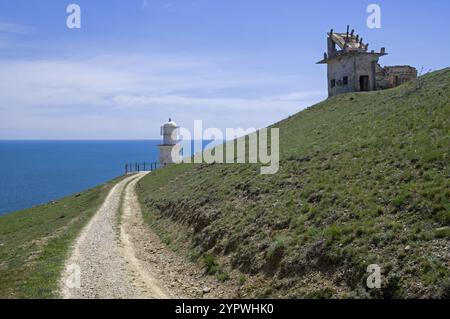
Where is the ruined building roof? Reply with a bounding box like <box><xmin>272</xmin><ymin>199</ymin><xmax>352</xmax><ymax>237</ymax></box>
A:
<box><xmin>317</xmin><ymin>27</ymin><xmax>388</xmax><ymax>64</ymax></box>
<box><xmin>330</xmin><ymin>32</ymin><xmax>367</xmax><ymax>51</ymax></box>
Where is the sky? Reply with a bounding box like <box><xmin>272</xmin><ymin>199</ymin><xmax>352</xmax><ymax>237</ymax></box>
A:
<box><xmin>0</xmin><ymin>0</ymin><xmax>449</xmax><ymax>139</ymax></box>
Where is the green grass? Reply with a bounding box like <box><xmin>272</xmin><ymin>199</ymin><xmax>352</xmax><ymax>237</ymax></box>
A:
<box><xmin>137</xmin><ymin>69</ymin><xmax>450</xmax><ymax>298</ymax></box>
<box><xmin>0</xmin><ymin>176</ymin><xmax>124</xmax><ymax>298</ymax></box>
<box><xmin>203</xmin><ymin>254</ymin><xmax>219</xmax><ymax>275</ymax></box>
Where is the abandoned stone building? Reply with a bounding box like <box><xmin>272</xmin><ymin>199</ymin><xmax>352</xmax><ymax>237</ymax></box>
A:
<box><xmin>317</xmin><ymin>26</ymin><xmax>417</xmax><ymax>97</ymax></box>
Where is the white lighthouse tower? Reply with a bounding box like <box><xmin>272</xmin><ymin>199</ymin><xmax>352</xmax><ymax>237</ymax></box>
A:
<box><xmin>158</xmin><ymin>118</ymin><xmax>181</xmax><ymax>167</ymax></box>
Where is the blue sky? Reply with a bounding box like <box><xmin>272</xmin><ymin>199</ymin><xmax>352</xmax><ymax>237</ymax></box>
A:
<box><xmin>0</xmin><ymin>0</ymin><xmax>449</xmax><ymax>139</ymax></box>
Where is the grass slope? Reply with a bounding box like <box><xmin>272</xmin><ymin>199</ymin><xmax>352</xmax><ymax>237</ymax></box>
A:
<box><xmin>0</xmin><ymin>177</ymin><xmax>124</xmax><ymax>298</ymax></box>
<box><xmin>137</xmin><ymin>68</ymin><xmax>450</xmax><ymax>298</ymax></box>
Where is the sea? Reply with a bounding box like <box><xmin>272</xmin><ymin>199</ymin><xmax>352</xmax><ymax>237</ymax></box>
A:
<box><xmin>0</xmin><ymin>140</ymin><xmax>199</xmax><ymax>215</ymax></box>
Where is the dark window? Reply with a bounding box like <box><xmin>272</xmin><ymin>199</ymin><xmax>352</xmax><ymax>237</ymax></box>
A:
<box><xmin>343</xmin><ymin>76</ymin><xmax>348</xmax><ymax>85</ymax></box>
<box><xmin>331</xmin><ymin>79</ymin><xmax>336</xmax><ymax>88</ymax></box>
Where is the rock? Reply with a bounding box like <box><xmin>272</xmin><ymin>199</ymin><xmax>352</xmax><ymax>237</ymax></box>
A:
<box><xmin>405</xmin><ymin>245</ymin><xmax>411</xmax><ymax>251</ymax></box>
<box><xmin>202</xmin><ymin>287</ymin><xmax>211</xmax><ymax>294</ymax></box>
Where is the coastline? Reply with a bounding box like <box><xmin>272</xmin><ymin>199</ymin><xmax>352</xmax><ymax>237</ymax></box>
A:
<box><xmin>0</xmin><ymin>140</ymin><xmax>161</xmax><ymax>215</ymax></box>
<box><xmin>0</xmin><ymin>175</ymin><xmax>126</xmax><ymax>298</ymax></box>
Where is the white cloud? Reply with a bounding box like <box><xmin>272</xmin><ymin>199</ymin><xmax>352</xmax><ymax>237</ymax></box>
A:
<box><xmin>0</xmin><ymin>22</ymin><xmax>32</xmax><ymax>34</ymax></box>
<box><xmin>0</xmin><ymin>54</ymin><xmax>325</xmax><ymax>139</ymax></box>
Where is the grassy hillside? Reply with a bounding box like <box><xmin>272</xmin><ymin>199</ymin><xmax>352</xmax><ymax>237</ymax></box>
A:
<box><xmin>137</xmin><ymin>68</ymin><xmax>450</xmax><ymax>298</ymax></box>
<box><xmin>0</xmin><ymin>177</ymin><xmax>124</xmax><ymax>298</ymax></box>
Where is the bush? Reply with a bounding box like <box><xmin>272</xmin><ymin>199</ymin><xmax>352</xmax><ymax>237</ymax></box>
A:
<box><xmin>392</xmin><ymin>192</ymin><xmax>410</xmax><ymax>209</ymax></box>
<box><xmin>217</xmin><ymin>271</ymin><xmax>230</xmax><ymax>282</ymax></box>
<box><xmin>305</xmin><ymin>288</ymin><xmax>334</xmax><ymax>299</ymax></box>
<box><xmin>203</xmin><ymin>255</ymin><xmax>219</xmax><ymax>275</ymax></box>
<box><xmin>437</xmin><ymin>210</ymin><xmax>450</xmax><ymax>226</ymax></box>
<box><xmin>239</xmin><ymin>274</ymin><xmax>246</xmax><ymax>286</ymax></box>
<box><xmin>267</xmin><ymin>236</ymin><xmax>286</xmax><ymax>259</ymax></box>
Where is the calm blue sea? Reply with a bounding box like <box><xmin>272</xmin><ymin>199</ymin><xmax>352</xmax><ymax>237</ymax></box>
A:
<box><xmin>0</xmin><ymin>140</ymin><xmax>163</xmax><ymax>215</ymax></box>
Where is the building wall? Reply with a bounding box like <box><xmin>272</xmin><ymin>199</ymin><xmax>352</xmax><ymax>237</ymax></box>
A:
<box><xmin>354</xmin><ymin>54</ymin><xmax>379</xmax><ymax>92</ymax></box>
<box><xmin>376</xmin><ymin>65</ymin><xmax>418</xmax><ymax>90</ymax></box>
<box><xmin>161</xmin><ymin>126</ymin><xmax>178</xmax><ymax>145</ymax></box>
<box><xmin>327</xmin><ymin>55</ymin><xmax>356</xmax><ymax>96</ymax></box>
<box><xmin>159</xmin><ymin>144</ymin><xmax>181</xmax><ymax>166</ymax></box>
<box><xmin>327</xmin><ymin>53</ymin><xmax>380</xmax><ymax>97</ymax></box>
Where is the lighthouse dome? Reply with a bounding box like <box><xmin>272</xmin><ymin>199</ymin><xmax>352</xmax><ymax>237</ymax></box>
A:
<box><xmin>163</xmin><ymin>118</ymin><xmax>178</xmax><ymax>128</ymax></box>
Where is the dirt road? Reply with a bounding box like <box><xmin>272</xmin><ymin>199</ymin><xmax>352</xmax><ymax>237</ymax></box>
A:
<box><xmin>60</xmin><ymin>172</ymin><xmax>229</xmax><ymax>299</ymax></box>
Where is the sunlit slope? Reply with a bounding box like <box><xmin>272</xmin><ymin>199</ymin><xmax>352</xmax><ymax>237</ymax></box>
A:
<box><xmin>137</xmin><ymin>68</ymin><xmax>450</xmax><ymax>298</ymax></box>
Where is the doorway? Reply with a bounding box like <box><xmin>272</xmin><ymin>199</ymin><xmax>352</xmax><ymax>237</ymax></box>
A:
<box><xmin>360</xmin><ymin>75</ymin><xmax>370</xmax><ymax>91</ymax></box>
<box><xmin>394</xmin><ymin>75</ymin><xmax>399</xmax><ymax>87</ymax></box>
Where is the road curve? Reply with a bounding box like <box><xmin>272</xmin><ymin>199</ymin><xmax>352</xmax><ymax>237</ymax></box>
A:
<box><xmin>60</xmin><ymin>173</ymin><xmax>169</xmax><ymax>299</ymax></box>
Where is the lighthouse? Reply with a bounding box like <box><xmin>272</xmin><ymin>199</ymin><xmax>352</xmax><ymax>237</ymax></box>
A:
<box><xmin>158</xmin><ymin>118</ymin><xmax>181</xmax><ymax>167</ymax></box>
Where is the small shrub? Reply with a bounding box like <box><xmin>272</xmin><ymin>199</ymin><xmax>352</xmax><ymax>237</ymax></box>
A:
<box><xmin>437</xmin><ymin>210</ymin><xmax>450</xmax><ymax>226</ymax></box>
<box><xmin>422</xmin><ymin>258</ymin><xmax>448</xmax><ymax>285</ymax></box>
<box><xmin>267</xmin><ymin>236</ymin><xmax>286</xmax><ymax>259</ymax></box>
<box><xmin>305</xmin><ymin>288</ymin><xmax>334</xmax><ymax>299</ymax></box>
<box><xmin>203</xmin><ymin>255</ymin><xmax>219</xmax><ymax>275</ymax></box>
<box><xmin>239</xmin><ymin>274</ymin><xmax>246</xmax><ymax>286</ymax></box>
<box><xmin>260</xmin><ymin>287</ymin><xmax>273</xmax><ymax>298</ymax></box>
<box><xmin>368</xmin><ymin>273</ymin><xmax>404</xmax><ymax>299</ymax></box>
<box><xmin>217</xmin><ymin>271</ymin><xmax>230</xmax><ymax>282</ymax></box>
<box><xmin>162</xmin><ymin>234</ymin><xmax>173</xmax><ymax>245</ymax></box>
<box><xmin>188</xmin><ymin>247</ymin><xmax>202</xmax><ymax>262</ymax></box>
<box><xmin>383</xmin><ymin>273</ymin><xmax>404</xmax><ymax>299</ymax></box>
<box><xmin>392</xmin><ymin>192</ymin><xmax>410</xmax><ymax>209</ymax></box>
<box><xmin>324</xmin><ymin>224</ymin><xmax>343</xmax><ymax>241</ymax></box>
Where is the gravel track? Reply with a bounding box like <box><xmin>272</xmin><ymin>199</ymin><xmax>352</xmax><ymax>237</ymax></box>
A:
<box><xmin>60</xmin><ymin>173</ymin><xmax>168</xmax><ymax>299</ymax></box>
<box><xmin>60</xmin><ymin>172</ymin><xmax>231</xmax><ymax>299</ymax></box>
